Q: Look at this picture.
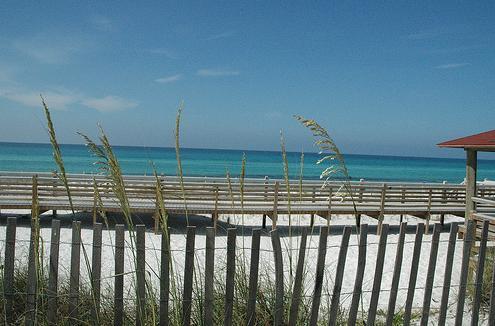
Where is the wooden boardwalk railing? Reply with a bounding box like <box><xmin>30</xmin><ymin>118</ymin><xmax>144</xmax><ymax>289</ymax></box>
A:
<box><xmin>459</xmin><ymin>196</ymin><xmax>495</xmax><ymax>239</ymax></box>
<box><xmin>1</xmin><ymin>172</ymin><xmax>495</xmax><ymax>230</ymax></box>
<box><xmin>2</xmin><ymin>218</ymin><xmax>495</xmax><ymax>324</ymax></box>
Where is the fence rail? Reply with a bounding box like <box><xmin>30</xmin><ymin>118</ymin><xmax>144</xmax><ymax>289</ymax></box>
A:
<box><xmin>2</xmin><ymin>217</ymin><xmax>495</xmax><ymax>325</ymax></box>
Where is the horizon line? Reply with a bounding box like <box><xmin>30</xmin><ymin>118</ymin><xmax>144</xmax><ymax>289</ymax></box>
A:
<box><xmin>1</xmin><ymin>140</ymin><xmax>494</xmax><ymax>162</ymax></box>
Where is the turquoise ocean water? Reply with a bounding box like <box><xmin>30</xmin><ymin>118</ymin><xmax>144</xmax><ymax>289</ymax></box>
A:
<box><xmin>1</xmin><ymin>142</ymin><xmax>494</xmax><ymax>183</ymax></box>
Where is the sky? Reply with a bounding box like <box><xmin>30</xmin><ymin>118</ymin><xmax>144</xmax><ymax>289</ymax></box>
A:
<box><xmin>0</xmin><ymin>1</ymin><xmax>494</xmax><ymax>159</ymax></box>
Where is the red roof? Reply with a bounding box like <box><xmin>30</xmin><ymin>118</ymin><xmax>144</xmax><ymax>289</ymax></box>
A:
<box><xmin>438</xmin><ymin>130</ymin><xmax>495</xmax><ymax>151</ymax></box>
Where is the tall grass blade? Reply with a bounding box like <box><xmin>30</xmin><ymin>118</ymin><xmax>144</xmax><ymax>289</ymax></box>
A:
<box><xmin>41</xmin><ymin>96</ymin><xmax>75</xmax><ymax>215</ymax></box>
<box><xmin>174</xmin><ymin>101</ymin><xmax>189</xmax><ymax>226</ymax></box>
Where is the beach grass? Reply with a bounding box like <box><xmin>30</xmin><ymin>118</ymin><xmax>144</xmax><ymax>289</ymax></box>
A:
<box><xmin>0</xmin><ymin>99</ymin><xmax>453</xmax><ymax>325</ymax></box>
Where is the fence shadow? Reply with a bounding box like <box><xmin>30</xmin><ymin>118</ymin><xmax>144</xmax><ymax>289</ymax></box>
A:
<box><xmin>0</xmin><ymin>210</ymin><xmax>461</xmax><ymax>237</ymax></box>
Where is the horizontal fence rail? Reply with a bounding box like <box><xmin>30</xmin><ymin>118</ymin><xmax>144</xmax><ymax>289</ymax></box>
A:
<box><xmin>1</xmin><ymin>216</ymin><xmax>495</xmax><ymax>324</ymax></box>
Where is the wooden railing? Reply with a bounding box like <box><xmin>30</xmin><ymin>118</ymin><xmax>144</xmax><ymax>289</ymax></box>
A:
<box><xmin>1</xmin><ymin>171</ymin><xmax>495</xmax><ymax>231</ymax></box>
<box><xmin>469</xmin><ymin>197</ymin><xmax>495</xmax><ymax>239</ymax></box>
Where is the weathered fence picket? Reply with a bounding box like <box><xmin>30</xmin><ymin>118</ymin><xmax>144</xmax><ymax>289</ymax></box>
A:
<box><xmin>420</xmin><ymin>223</ymin><xmax>441</xmax><ymax>325</ymax></box>
<box><xmin>224</xmin><ymin>228</ymin><xmax>237</xmax><ymax>326</ymax></box>
<box><xmin>367</xmin><ymin>223</ymin><xmax>389</xmax><ymax>325</ymax></box>
<box><xmin>160</xmin><ymin>228</ymin><xmax>171</xmax><ymax>326</ymax></box>
<box><xmin>386</xmin><ymin>222</ymin><xmax>407</xmax><ymax>326</ymax></box>
<box><xmin>489</xmin><ymin>252</ymin><xmax>495</xmax><ymax>325</ymax></box>
<box><xmin>289</xmin><ymin>227</ymin><xmax>308</xmax><ymax>326</ymax></box>
<box><xmin>309</xmin><ymin>226</ymin><xmax>329</xmax><ymax>326</ymax></box>
<box><xmin>403</xmin><ymin>223</ymin><xmax>425</xmax><ymax>325</ymax></box>
<box><xmin>204</xmin><ymin>227</ymin><xmax>215</xmax><ymax>326</ymax></box>
<box><xmin>182</xmin><ymin>226</ymin><xmax>196</xmax><ymax>326</ymax></box>
<box><xmin>471</xmin><ymin>220</ymin><xmax>489</xmax><ymax>326</ymax></box>
<box><xmin>328</xmin><ymin>226</ymin><xmax>352</xmax><ymax>326</ymax></box>
<box><xmin>271</xmin><ymin>228</ymin><xmax>284</xmax><ymax>326</ymax></box>
<box><xmin>3</xmin><ymin>217</ymin><xmax>16</xmax><ymax>325</ymax></box>
<box><xmin>69</xmin><ymin>221</ymin><xmax>81</xmax><ymax>323</ymax></box>
<box><xmin>114</xmin><ymin>224</ymin><xmax>125</xmax><ymax>325</ymax></box>
<box><xmin>136</xmin><ymin>225</ymin><xmax>146</xmax><ymax>326</ymax></box>
<box><xmin>91</xmin><ymin>222</ymin><xmax>103</xmax><ymax>322</ymax></box>
<box><xmin>455</xmin><ymin>219</ymin><xmax>475</xmax><ymax>326</ymax></box>
<box><xmin>348</xmin><ymin>224</ymin><xmax>368</xmax><ymax>325</ymax></box>
<box><xmin>438</xmin><ymin>223</ymin><xmax>459</xmax><ymax>326</ymax></box>
<box><xmin>25</xmin><ymin>221</ymin><xmax>38</xmax><ymax>326</ymax></box>
<box><xmin>247</xmin><ymin>228</ymin><xmax>262</xmax><ymax>326</ymax></box>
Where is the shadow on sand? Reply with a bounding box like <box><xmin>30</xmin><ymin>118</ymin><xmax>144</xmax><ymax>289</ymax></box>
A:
<box><xmin>1</xmin><ymin>210</ymin><xmax>460</xmax><ymax>238</ymax></box>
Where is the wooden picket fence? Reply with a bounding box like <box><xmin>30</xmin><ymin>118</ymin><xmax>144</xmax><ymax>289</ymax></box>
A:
<box><xmin>2</xmin><ymin>218</ymin><xmax>495</xmax><ymax>325</ymax></box>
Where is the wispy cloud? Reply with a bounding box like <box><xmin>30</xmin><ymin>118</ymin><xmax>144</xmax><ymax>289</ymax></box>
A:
<box><xmin>206</xmin><ymin>31</ymin><xmax>235</xmax><ymax>41</ymax></box>
<box><xmin>82</xmin><ymin>96</ymin><xmax>138</xmax><ymax>112</ymax></box>
<box><xmin>155</xmin><ymin>74</ymin><xmax>183</xmax><ymax>83</ymax></box>
<box><xmin>424</xmin><ymin>44</ymin><xmax>484</xmax><ymax>55</ymax></box>
<box><xmin>89</xmin><ymin>14</ymin><xmax>114</xmax><ymax>32</ymax></box>
<box><xmin>435</xmin><ymin>63</ymin><xmax>471</xmax><ymax>69</ymax></box>
<box><xmin>0</xmin><ymin>86</ymin><xmax>137</xmax><ymax>112</ymax></box>
<box><xmin>12</xmin><ymin>33</ymin><xmax>90</xmax><ymax>64</ymax></box>
<box><xmin>147</xmin><ymin>48</ymin><xmax>178</xmax><ymax>59</ymax></box>
<box><xmin>197</xmin><ymin>68</ymin><xmax>240</xmax><ymax>77</ymax></box>
<box><xmin>0</xmin><ymin>88</ymin><xmax>80</xmax><ymax>110</ymax></box>
<box><xmin>407</xmin><ymin>29</ymin><xmax>448</xmax><ymax>40</ymax></box>
<box><xmin>264</xmin><ymin>111</ymin><xmax>282</xmax><ymax>119</ymax></box>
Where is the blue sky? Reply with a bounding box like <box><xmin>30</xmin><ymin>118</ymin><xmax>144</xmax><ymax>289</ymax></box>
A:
<box><xmin>0</xmin><ymin>1</ymin><xmax>494</xmax><ymax>158</ymax></box>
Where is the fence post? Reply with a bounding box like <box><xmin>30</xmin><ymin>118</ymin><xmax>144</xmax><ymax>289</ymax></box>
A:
<box><xmin>136</xmin><ymin>225</ymin><xmax>146</xmax><ymax>325</ymax></box>
<box><xmin>420</xmin><ymin>223</ymin><xmax>441</xmax><ymax>325</ymax></box>
<box><xmin>204</xmin><ymin>227</ymin><xmax>215</xmax><ymax>325</ymax></box>
<box><xmin>25</xmin><ymin>175</ymin><xmax>40</xmax><ymax>326</ymax></box>
<box><xmin>263</xmin><ymin>176</ymin><xmax>268</xmax><ymax>228</ymax></box>
<box><xmin>69</xmin><ymin>221</ymin><xmax>82</xmax><ymax>323</ymax></box>
<box><xmin>154</xmin><ymin>196</ymin><xmax>160</xmax><ymax>234</ymax></box>
<box><xmin>489</xmin><ymin>240</ymin><xmax>495</xmax><ymax>325</ymax></box>
<box><xmin>328</xmin><ymin>226</ymin><xmax>352</xmax><ymax>326</ymax></box>
<box><xmin>367</xmin><ymin>224</ymin><xmax>389</xmax><ymax>325</ymax></box>
<box><xmin>377</xmin><ymin>184</ymin><xmax>387</xmax><ymax>235</ymax></box>
<box><xmin>441</xmin><ymin>181</ymin><xmax>447</xmax><ymax>225</ymax></box>
<box><xmin>288</xmin><ymin>227</ymin><xmax>308</xmax><ymax>326</ymax></box>
<box><xmin>247</xmin><ymin>229</ymin><xmax>262</xmax><ymax>326</ymax></box>
<box><xmin>455</xmin><ymin>219</ymin><xmax>475</xmax><ymax>325</ymax></box>
<box><xmin>271</xmin><ymin>228</ymin><xmax>284</xmax><ymax>326</ymax></box>
<box><xmin>272</xmin><ymin>182</ymin><xmax>279</xmax><ymax>230</ymax></box>
<box><xmin>385</xmin><ymin>222</ymin><xmax>407</xmax><ymax>325</ymax></box>
<box><xmin>224</xmin><ymin>228</ymin><xmax>237</xmax><ymax>326</ymax></box>
<box><xmin>93</xmin><ymin>179</ymin><xmax>98</xmax><ymax>224</ymax></box>
<box><xmin>114</xmin><ymin>224</ymin><xmax>125</xmax><ymax>325</ymax></box>
<box><xmin>4</xmin><ymin>217</ymin><xmax>16</xmax><ymax>325</ymax></box>
<box><xmin>25</xmin><ymin>219</ymin><xmax>39</xmax><ymax>326</ymax></box>
<box><xmin>438</xmin><ymin>223</ymin><xmax>459</xmax><ymax>325</ymax></box>
<box><xmin>471</xmin><ymin>220</ymin><xmax>490</xmax><ymax>326</ymax></box>
<box><xmin>327</xmin><ymin>187</ymin><xmax>332</xmax><ymax>226</ymax></box>
<box><xmin>182</xmin><ymin>226</ymin><xmax>196</xmax><ymax>326</ymax></box>
<box><xmin>213</xmin><ymin>186</ymin><xmax>219</xmax><ymax>230</ymax></box>
<box><xmin>26</xmin><ymin>210</ymin><xmax>40</xmax><ymax>326</ymax></box>
<box><xmin>357</xmin><ymin>180</ymin><xmax>364</xmax><ymax>227</ymax></box>
<box><xmin>311</xmin><ymin>186</ymin><xmax>316</xmax><ymax>227</ymax></box>
<box><xmin>52</xmin><ymin>171</ymin><xmax>58</xmax><ymax>217</ymax></box>
<box><xmin>348</xmin><ymin>224</ymin><xmax>368</xmax><ymax>325</ymax></box>
<box><xmin>160</xmin><ymin>228</ymin><xmax>171</xmax><ymax>326</ymax></box>
<box><xmin>309</xmin><ymin>226</ymin><xmax>329</xmax><ymax>325</ymax></box>
<box><xmin>403</xmin><ymin>223</ymin><xmax>425</xmax><ymax>325</ymax></box>
<box><xmin>425</xmin><ymin>189</ymin><xmax>432</xmax><ymax>235</ymax></box>
<box><xmin>91</xmin><ymin>223</ymin><xmax>103</xmax><ymax>322</ymax></box>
